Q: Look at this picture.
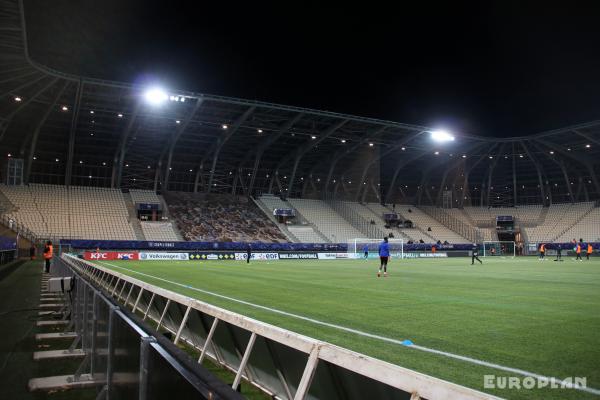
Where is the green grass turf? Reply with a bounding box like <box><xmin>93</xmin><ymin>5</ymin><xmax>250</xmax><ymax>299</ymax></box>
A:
<box><xmin>96</xmin><ymin>256</ymin><xmax>600</xmax><ymax>400</ymax></box>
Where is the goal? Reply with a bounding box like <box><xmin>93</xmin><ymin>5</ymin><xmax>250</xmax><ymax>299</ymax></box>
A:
<box><xmin>483</xmin><ymin>241</ymin><xmax>516</xmax><ymax>257</ymax></box>
<box><xmin>349</xmin><ymin>238</ymin><xmax>404</xmax><ymax>259</ymax></box>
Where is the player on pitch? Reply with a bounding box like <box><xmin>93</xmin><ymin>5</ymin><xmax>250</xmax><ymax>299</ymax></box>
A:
<box><xmin>377</xmin><ymin>237</ymin><xmax>390</xmax><ymax>277</ymax></box>
<box><xmin>471</xmin><ymin>243</ymin><xmax>482</xmax><ymax>265</ymax></box>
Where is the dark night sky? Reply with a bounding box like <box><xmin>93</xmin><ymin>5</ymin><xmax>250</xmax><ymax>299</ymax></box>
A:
<box><xmin>25</xmin><ymin>0</ymin><xmax>600</xmax><ymax>137</ymax></box>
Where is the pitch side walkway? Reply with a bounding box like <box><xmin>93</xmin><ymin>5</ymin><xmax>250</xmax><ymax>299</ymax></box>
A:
<box><xmin>0</xmin><ymin>259</ymin><xmax>42</xmax><ymax>399</ymax></box>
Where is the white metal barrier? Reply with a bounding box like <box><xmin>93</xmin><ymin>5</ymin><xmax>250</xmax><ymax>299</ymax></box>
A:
<box><xmin>62</xmin><ymin>253</ymin><xmax>501</xmax><ymax>400</ymax></box>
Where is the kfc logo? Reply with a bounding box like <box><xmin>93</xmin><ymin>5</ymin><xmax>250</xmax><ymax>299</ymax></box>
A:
<box><xmin>90</xmin><ymin>252</ymin><xmax>108</xmax><ymax>259</ymax></box>
<box><xmin>84</xmin><ymin>251</ymin><xmax>139</xmax><ymax>261</ymax></box>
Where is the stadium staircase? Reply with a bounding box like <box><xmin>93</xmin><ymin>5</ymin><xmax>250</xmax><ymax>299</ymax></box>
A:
<box><xmin>0</xmin><ymin>189</ymin><xmax>16</xmax><ymax>214</ymax></box>
<box><xmin>122</xmin><ymin>192</ymin><xmax>146</xmax><ymax>240</ymax></box>
<box><xmin>325</xmin><ymin>200</ymin><xmax>387</xmax><ymax>239</ymax></box>
<box><xmin>419</xmin><ymin>206</ymin><xmax>482</xmax><ymax>243</ymax></box>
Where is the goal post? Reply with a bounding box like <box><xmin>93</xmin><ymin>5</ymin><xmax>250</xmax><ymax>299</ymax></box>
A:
<box><xmin>349</xmin><ymin>238</ymin><xmax>404</xmax><ymax>259</ymax></box>
<box><xmin>483</xmin><ymin>241</ymin><xmax>516</xmax><ymax>257</ymax></box>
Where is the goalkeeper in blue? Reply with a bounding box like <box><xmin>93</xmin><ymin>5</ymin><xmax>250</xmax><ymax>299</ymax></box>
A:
<box><xmin>377</xmin><ymin>237</ymin><xmax>390</xmax><ymax>277</ymax></box>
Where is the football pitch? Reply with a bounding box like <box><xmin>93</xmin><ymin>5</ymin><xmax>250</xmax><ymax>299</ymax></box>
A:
<box><xmin>95</xmin><ymin>256</ymin><xmax>600</xmax><ymax>400</ymax></box>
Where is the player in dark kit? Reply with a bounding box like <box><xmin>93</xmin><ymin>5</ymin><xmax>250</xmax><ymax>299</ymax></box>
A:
<box><xmin>471</xmin><ymin>243</ymin><xmax>482</xmax><ymax>265</ymax></box>
<box><xmin>246</xmin><ymin>244</ymin><xmax>251</xmax><ymax>264</ymax></box>
<box><xmin>377</xmin><ymin>237</ymin><xmax>390</xmax><ymax>277</ymax></box>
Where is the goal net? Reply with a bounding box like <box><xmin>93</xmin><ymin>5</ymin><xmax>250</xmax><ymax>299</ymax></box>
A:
<box><xmin>349</xmin><ymin>238</ymin><xmax>404</xmax><ymax>259</ymax></box>
<box><xmin>483</xmin><ymin>241</ymin><xmax>516</xmax><ymax>257</ymax></box>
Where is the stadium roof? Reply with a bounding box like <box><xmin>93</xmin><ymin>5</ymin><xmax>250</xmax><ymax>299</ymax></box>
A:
<box><xmin>1</xmin><ymin>0</ymin><xmax>600</xmax><ymax>206</ymax></box>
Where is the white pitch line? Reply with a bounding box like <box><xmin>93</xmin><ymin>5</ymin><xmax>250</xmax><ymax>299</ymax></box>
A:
<box><xmin>100</xmin><ymin>261</ymin><xmax>600</xmax><ymax>396</ymax></box>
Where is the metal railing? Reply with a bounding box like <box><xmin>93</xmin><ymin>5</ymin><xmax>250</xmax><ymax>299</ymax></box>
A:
<box><xmin>420</xmin><ymin>207</ymin><xmax>482</xmax><ymax>243</ymax></box>
<box><xmin>33</xmin><ymin>257</ymin><xmax>243</xmax><ymax>400</ymax></box>
<box><xmin>61</xmin><ymin>253</ymin><xmax>500</xmax><ymax>400</ymax></box>
<box><xmin>0</xmin><ymin>214</ymin><xmax>38</xmax><ymax>242</ymax></box>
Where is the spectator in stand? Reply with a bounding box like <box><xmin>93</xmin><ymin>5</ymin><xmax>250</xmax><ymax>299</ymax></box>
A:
<box><xmin>419</xmin><ymin>239</ymin><xmax>424</xmax><ymax>243</ymax></box>
<box><xmin>427</xmin><ymin>226</ymin><xmax>432</xmax><ymax>231</ymax></box>
<box><xmin>166</xmin><ymin>192</ymin><xmax>288</xmax><ymax>243</ymax></box>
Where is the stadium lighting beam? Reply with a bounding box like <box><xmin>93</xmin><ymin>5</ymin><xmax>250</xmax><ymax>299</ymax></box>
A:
<box><xmin>144</xmin><ymin>87</ymin><xmax>168</xmax><ymax>105</ymax></box>
<box><xmin>430</xmin><ymin>130</ymin><xmax>455</xmax><ymax>142</ymax></box>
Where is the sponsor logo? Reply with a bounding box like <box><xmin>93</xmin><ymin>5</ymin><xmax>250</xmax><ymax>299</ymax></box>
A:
<box><xmin>279</xmin><ymin>253</ymin><xmax>318</xmax><ymax>259</ymax></box>
<box><xmin>138</xmin><ymin>252</ymin><xmax>189</xmax><ymax>261</ymax></box>
<box><xmin>83</xmin><ymin>251</ymin><xmax>139</xmax><ymax>261</ymax></box>
<box><xmin>189</xmin><ymin>253</ymin><xmax>235</xmax><ymax>260</ymax></box>
<box><xmin>234</xmin><ymin>252</ymin><xmax>279</xmax><ymax>261</ymax></box>
<box><xmin>89</xmin><ymin>252</ymin><xmax>108</xmax><ymax>259</ymax></box>
<box><xmin>403</xmin><ymin>252</ymin><xmax>448</xmax><ymax>258</ymax></box>
<box><xmin>117</xmin><ymin>253</ymin><xmax>138</xmax><ymax>260</ymax></box>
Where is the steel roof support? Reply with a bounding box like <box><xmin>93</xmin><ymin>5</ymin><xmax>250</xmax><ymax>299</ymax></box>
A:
<box><xmin>324</xmin><ymin>137</ymin><xmax>371</xmax><ymax>192</ymax></box>
<box><xmin>205</xmin><ymin>106</ymin><xmax>255</xmax><ymax>193</ymax></box>
<box><xmin>163</xmin><ymin>98</ymin><xmax>203</xmax><ymax>190</ymax></box>
<box><xmin>438</xmin><ymin>148</ymin><xmax>490</xmax><ymax>208</ymax></box>
<box><xmin>111</xmin><ymin>101</ymin><xmax>141</xmax><ymax>188</ymax></box>
<box><xmin>23</xmin><ymin>80</ymin><xmax>69</xmax><ymax>183</ymax></box>
<box><xmin>485</xmin><ymin>143</ymin><xmax>505</xmax><ymax>207</ymax></box>
<box><xmin>0</xmin><ymin>76</ymin><xmax>58</xmax><ymax>142</ymax></box>
<box><xmin>0</xmin><ymin>74</ymin><xmax>47</xmax><ymax>114</ymax></box>
<box><xmin>530</xmin><ymin>141</ymin><xmax>575</xmax><ymax>203</ymax></box>
<box><xmin>246</xmin><ymin>113</ymin><xmax>303</xmax><ymax>196</ymax></box>
<box><xmin>540</xmin><ymin>141</ymin><xmax>600</xmax><ymax>197</ymax></box>
<box><xmin>192</xmin><ymin>160</ymin><xmax>204</xmax><ymax>193</ymax></box>
<box><xmin>284</xmin><ymin>120</ymin><xmax>348</xmax><ymax>198</ymax></box>
<box><xmin>459</xmin><ymin>152</ymin><xmax>483</xmax><ymax>208</ymax></box>
<box><xmin>65</xmin><ymin>79</ymin><xmax>83</xmax><ymax>186</ymax></box>
<box><xmin>384</xmin><ymin>151</ymin><xmax>430</xmax><ymax>204</ymax></box>
<box><xmin>354</xmin><ymin>128</ymin><xmax>423</xmax><ymax>202</ymax></box>
<box><xmin>520</xmin><ymin>141</ymin><xmax>547</xmax><ymax>206</ymax></box>
<box><xmin>512</xmin><ymin>143</ymin><xmax>518</xmax><ymax>206</ymax></box>
<box><xmin>573</xmin><ymin>129</ymin><xmax>600</xmax><ymax>147</ymax></box>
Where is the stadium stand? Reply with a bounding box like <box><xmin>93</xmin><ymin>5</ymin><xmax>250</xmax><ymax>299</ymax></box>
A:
<box><xmin>555</xmin><ymin>206</ymin><xmax>600</xmax><ymax>242</ymax></box>
<box><xmin>385</xmin><ymin>204</ymin><xmax>468</xmax><ymax>243</ymax></box>
<box><xmin>256</xmin><ymin>194</ymin><xmax>325</xmax><ymax>242</ymax></box>
<box><xmin>165</xmin><ymin>192</ymin><xmax>288</xmax><ymax>242</ymax></box>
<box><xmin>129</xmin><ymin>189</ymin><xmax>162</xmax><ymax>204</ymax></box>
<box><xmin>345</xmin><ymin>202</ymin><xmax>411</xmax><ymax>241</ymax></box>
<box><xmin>287</xmin><ymin>198</ymin><xmax>363</xmax><ymax>242</ymax></box>
<box><xmin>0</xmin><ymin>184</ymin><xmax>136</xmax><ymax>240</ymax></box>
<box><xmin>524</xmin><ymin>202</ymin><xmax>596</xmax><ymax>243</ymax></box>
<box><xmin>462</xmin><ymin>206</ymin><xmax>545</xmax><ymax>227</ymax></box>
<box><xmin>140</xmin><ymin>221</ymin><xmax>180</xmax><ymax>241</ymax></box>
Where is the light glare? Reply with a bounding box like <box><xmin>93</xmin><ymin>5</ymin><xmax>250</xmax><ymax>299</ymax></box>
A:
<box><xmin>144</xmin><ymin>88</ymin><xmax>168</xmax><ymax>105</ymax></box>
<box><xmin>431</xmin><ymin>130</ymin><xmax>455</xmax><ymax>142</ymax></box>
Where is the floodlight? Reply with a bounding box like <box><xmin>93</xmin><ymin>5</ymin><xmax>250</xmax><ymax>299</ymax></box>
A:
<box><xmin>431</xmin><ymin>130</ymin><xmax>455</xmax><ymax>142</ymax></box>
<box><xmin>144</xmin><ymin>88</ymin><xmax>168</xmax><ymax>105</ymax></box>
